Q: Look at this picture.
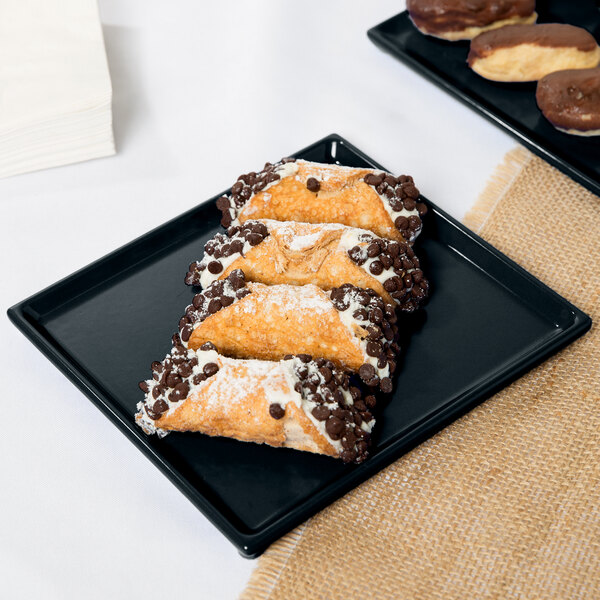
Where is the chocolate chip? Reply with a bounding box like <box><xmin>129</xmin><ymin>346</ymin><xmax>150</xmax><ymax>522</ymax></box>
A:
<box><xmin>312</xmin><ymin>405</ymin><xmax>330</xmax><ymax>421</ymax></box>
<box><xmin>381</xmin><ymin>377</ymin><xmax>393</xmax><ymax>393</ymax></box>
<box><xmin>365</xmin><ymin>395</ymin><xmax>377</xmax><ymax>409</ymax></box>
<box><xmin>408</xmin><ymin>215</ymin><xmax>421</xmax><ymax>229</ymax></box>
<box><xmin>356</xmin><ymin>290</ymin><xmax>371</xmax><ymax>306</ymax></box>
<box><xmin>379</xmin><ymin>255</ymin><xmax>392</xmax><ymax>269</ymax></box>
<box><xmin>331</xmin><ymin>296</ymin><xmax>349</xmax><ymax>311</ymax></box>
<box><xmin>383</xmin><ymin>278</ymin><xmax>397</xmax><ymax>292</ymax></box>
<box><xmin>152</xmin><ymin>385</ymin><xmax>164</xmax><ymax>399</ymax></box>
<box><xmin>416</xmin><ymin>202</ymin><xmax>427</xmax><ymax>216</ymax></box>
<box><xmin>341</xmin><ymin>431</ymin><xmax>357</xmax><ymax>449</ymax></box>
<box><xmin>341</xmin><ymin>448</ymin><xmax>357</xmax><ymax>463</ymax></box>
<box><xmin>356</xmin><ymin>440</ymin><xmax>368</xmax><ymax>455</ymax></box>
<box><xmin>349</xmin><ymin>387</ymin><xmax>361</xmax><ymax>402</ymax></box>
<box><xmin>207</xmin><ymin>261</ymin><xmax>223</xmax><ymax>275</ymax></box>
<box><xmin>231</xmin><ymin>182</ymin><xmax>243</xmax><ymax>195</ymax></box>
<box><xmin>192</xmin><ymin>373</ymin><xmax>206</xmax><ymax>385</ymax></box>
<box><xmin>395</xmin><ymin>216</ymin><xmax>409</xmax><ymax>230</ymax></box>
<box><xmin>166</xmin><ymin>372</ymin><xmax>182</xmax><ymax>388</ymax></box>
<box><xmin>247</xmin><ymin>233</ymin><xmax>263</xmax><ymax>246</ymax></box>
<box><xmin>297</xmin><ymin>354</ymin><xmax>312</xmax><ymax>363</ymax></box>
<box><xmin>359</xmin><ymin>363</ymin><xmax>376</xmax><ymax>381</ymax></box>
<box><xmin>306</xmin><ymin>177</ymin><xmax>320</xmax><ymax>192</ymax></box>
<box><xmin>216</xmin><ymin>196</ymin><xmax>230</xmax><ymax>210</ymax></box>
<box><xmin>200</xmin><ymin>341</ymin><xmax>216</xmax><ymax>351</ymax></box>
<box><xmin>364</xmin><ymin>173</ymin><xmax>383</xmax><ymax>186</ymax></box>
<box><xmin>369</xmin><ymin>261</ymin><xmax>383</xmax><ymax>276</ymax></box>
<box><xmin>178</xmin><ymin>362</ymin><xmax>193</xmax><ymax>378</ymax></box>
<box><xmin>269</xmin><ymin>403</ymin><xmax>285</xmax><ymax>419</ymax></box>
<box><xmin>404</xmin><ymin>198</ymin><xmax>416</xmax><ymax>211</ymax></box>
<box><xmin>207</xmin><ymin>298</ymin><xmax>222</xmax><ymax>314</ymax></box>
<box><xmin>319</xmin><ymin>366</ymin><xmax>332</xmax><ymax>383</ymax></box>
<box><xmin>171</xmin><ymin>381</ymin><xmax>190</xmax><ymax>402</ymax></box>
<box><xmin>203</xmin><ymin>362</ymin><xmax>219</xmax><ymax>377</ymax></box>
<box><xmin>139</xmin><ymin>381</ymin><xmax>149</xmax><ymax>393</ymax></box>
<box><xmin>221</xmin><ymin>295</ymin><xmax>234</xmax><ymax>307</ymax></box>
<box><xmin>366</xmin><ymin>341</ymin><xmax>382</xmax><ymax>357</ymax></box>
<box><xmin>367</xmin><ymin>243</ymin><xmax>381</xmax><ymax>258</ymax></box>
<box><xmin>384</xmin><ymin>175</ymin><xmax>397</xmax><ymax>186</ymax></box>
<box><xmin>404</xmin><ymin>184</ymin><xmax>420</xmax><ymax>199</ymax></box>
<box><xmin>153</xmin><ymin>399</ymin><xmax>168</xmax><ymax>414</ymax></box>
<box><xmin>348</xmin><ymin>246</ymin><xmax>367</xmax><ymax>265</ymax></box>
<box><xmin>326</xmin><ymin>416</ymin><xmax>344</xmax><ymax>436</ymax></box>
<box><xmin>367</xmin><ymin>325</ymin><xmax>382</xmax><ymax>341</ymax></box>
<box><xmin>390</xmin><ymin>198</ymin><xmax>404</xmax><ymax>212</ymax></box>
<box><xmin>369</xmin><ymin>307</ymin><xmax>384</xmax><ymax>323</ymax></box>
<box><xmin>228</xmin><ymin>269</ymin><xmax>246</xmax><ymax>289</ymax></box>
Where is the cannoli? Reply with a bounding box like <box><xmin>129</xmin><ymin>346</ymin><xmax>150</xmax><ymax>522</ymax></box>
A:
<box><xmin>136</xmin><ymin>337</ymin><xmax>376</xmax><ymax>463</ymax></box>
<box><xmin>216</xmin><ymin>159</ymin><xmax>427</xmax><ymax>243</ymax></box>
<box><xmin>185</xmin><ymin>220</ymin><xmax>429</xmax><ymax>311</ymax></box>
<box><xmin>536</xmin><ymin>68</ymin><xmax>600</xmax><ymax>136</ymax></box>
<box><xmin>468</xmin><ymin>24</ymin><xmax>600</xmax><ymax>82</ymax></box>
<box><xmin>178</xmin><ymin>270</ymin><xmax>399</xmax><ymax>392</ymax></box>
<box><xmin>407</xmin><ymin>0</ymin><xmax>537</xmax><ymax>41</ymax></box>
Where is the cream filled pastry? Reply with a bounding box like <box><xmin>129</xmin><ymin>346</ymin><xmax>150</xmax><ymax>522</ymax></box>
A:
<box><xmin>185</xmin><ymin>220</ymin><xmax>429</xmax><ymax>311</ymax></box>
<box><xmin>468</xmin><ymin>23</ymin><xmax>600</xmax><ymax>82</ymax></box>
<box><xmin>136</xmin><ymin>337</ymin><xmax>376</xmax><ymax>464</ymax></box>
<box><xmin>536</xmin><ymin>67</ymin><xmax>600</xmax><ymax>136</ymax></box>
<box><xmin>177</xmin><ymin>270</ymin><xmax>399</xmax><ymax>392</ymax></box>
<box><xmin>407</xmin><ymin>0</ymin><xmax>537</xmax><ymax>41</ymax></box>
<box><xmin>216</xmin><ymin>159</ymin><xmax>427</xmax><ymax>244</ymax></box>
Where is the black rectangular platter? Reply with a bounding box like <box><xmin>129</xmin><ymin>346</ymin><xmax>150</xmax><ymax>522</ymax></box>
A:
<box><xmin>368</xmin><ymin>1</ymin><xmax>600</xmax><ymax>198</ymax></box>
<box><xmin>8</xmin><ymin>134</ymin><xmax>591</xmax><ymax>557</ymax></box>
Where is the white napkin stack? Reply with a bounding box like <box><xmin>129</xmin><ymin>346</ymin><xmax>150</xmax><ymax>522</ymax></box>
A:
<box><xmin>0</xmin><ymin>0</ymin><xmax>115</xmax><ymax>179</ymax></box>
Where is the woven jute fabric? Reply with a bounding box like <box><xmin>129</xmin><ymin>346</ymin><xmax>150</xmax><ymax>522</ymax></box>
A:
<box><xmin>241</xmin><ymin>148</ymin><xmax>600</xmax><ymax>600</ymax></box>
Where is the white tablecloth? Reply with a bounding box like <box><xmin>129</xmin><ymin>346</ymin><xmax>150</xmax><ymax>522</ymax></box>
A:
<box><xmin>0</xmin><ymin>1</ymin><xmax>515</xmax><ymax>598</ymax></box>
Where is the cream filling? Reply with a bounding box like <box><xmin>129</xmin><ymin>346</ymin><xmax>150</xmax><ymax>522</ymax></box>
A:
<box><xmin>281</xmin><ymin>359</ymin><xmax>372</xmax><ymax>454</ymax></box>
<box><xmin>339</xmin><ymin>229</ymin><xmax>396</xmax><ymax>287</ymax></box>
<box><xmin>198</xmin><ymin>239</ymin><xmax>253</xmax><ymax>288</ymax></box>
<box><xmin>359</xmin><ymin>171</ymin><xmax>421</xmax><ymax>242</ymax></box>
<box><xmin>136</xmin><ymin>347</ymin><xmax>221</xmax><ymax>436</ymax></box>
<box><xmin>335</xmin><ymin>294</ymin><xmax>390</xmax><ymax>380</ymax></box>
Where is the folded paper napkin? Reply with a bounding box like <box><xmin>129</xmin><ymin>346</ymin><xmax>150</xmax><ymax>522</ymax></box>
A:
<box><xmin>242</xmin><ymin>148</ymin><xmax>600</xmax><ymax>600</ymax></box>
<box><xmin>0</xmin><ymin>0</ymin><xmax>114</xmax><ymax>179</ymax></box>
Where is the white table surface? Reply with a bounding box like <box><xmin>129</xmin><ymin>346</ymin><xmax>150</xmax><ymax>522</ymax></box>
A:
<box><xmin>0</xmin><ymin>1</ymin><xmax>516</xmax><ymax>598</ymax></box>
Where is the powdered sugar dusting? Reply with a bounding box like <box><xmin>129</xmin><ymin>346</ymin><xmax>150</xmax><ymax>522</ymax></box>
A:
<box><xmin>246</xmin><ymin>282</ymin><xmax>333</xmax><ymax>315</ymax></box>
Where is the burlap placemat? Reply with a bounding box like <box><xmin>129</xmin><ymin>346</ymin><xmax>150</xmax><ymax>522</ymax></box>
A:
<box><xmin>241</xmin><ymin>148</ymin><xmax>599</xmax><ymax>600</ymax></box>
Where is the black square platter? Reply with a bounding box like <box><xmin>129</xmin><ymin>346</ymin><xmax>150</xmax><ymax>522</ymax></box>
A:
<box><xmin>8</xmin><ymin>134</ymin><xmax>591</xmax><ymax>557</ymax></box>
